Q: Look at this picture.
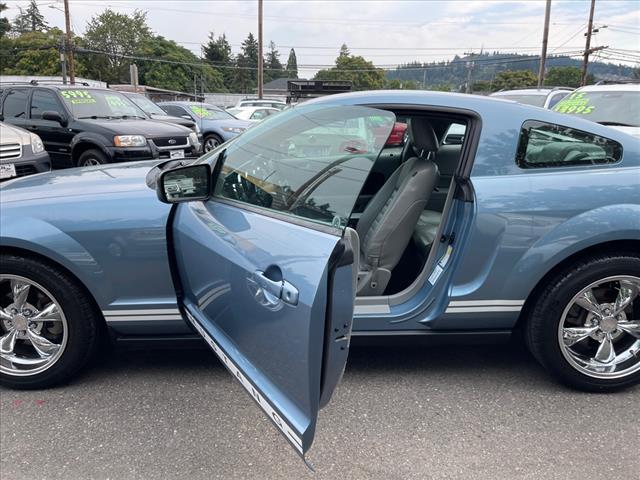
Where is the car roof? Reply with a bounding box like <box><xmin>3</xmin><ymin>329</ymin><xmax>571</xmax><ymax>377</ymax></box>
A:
<box><xmin>491</xmin><ymin>88</ymin><xmax>571</xmax><ymax>96</ymax></box>
<box><xmin>574</xmin><ymin>83</ymin><xmax>640</xmax><ymax>92</ymax></box>
<box><xmin>157</xmin><ymin>101</ymin><xmax>220</xmax><ymax>107</ymax></box>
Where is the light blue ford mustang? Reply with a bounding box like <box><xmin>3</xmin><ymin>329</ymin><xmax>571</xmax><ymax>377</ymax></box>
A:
<box><xmin>1</xmin><ymin>91</ymin><xmax>639</xmax><ymax>456</ymax></box>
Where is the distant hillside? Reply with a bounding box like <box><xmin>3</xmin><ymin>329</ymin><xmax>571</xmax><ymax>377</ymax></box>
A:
<box><xmin>386</xmin><ymin>52</ymin><xmax>636</xmax><ymax>89</ymax></box>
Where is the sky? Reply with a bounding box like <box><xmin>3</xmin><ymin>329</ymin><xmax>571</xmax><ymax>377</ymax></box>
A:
<box><xmin>5</xmin><ymin>0</ymin><xmax>640</xmax><ymax>77</ymax></box>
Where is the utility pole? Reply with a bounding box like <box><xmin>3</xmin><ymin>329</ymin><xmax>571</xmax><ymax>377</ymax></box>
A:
<box><xmin>257</xmin><ymin>0</ymin><xmax>264</xmax><ymax>99</ymax></box>
<box><xmin>59</xmin><ymin>35</ymin><xmax>67</xmax><ymax>84</ymax></box>
<box><xmin>581</xmin><ymin>0</ymin><xmax>596</xmax><ymax>86</ymax></box>
<box><xmin>464</xmin><ymin>52</ymin><xmax>475</xmax><ymax>94</ymax></box>
<box><xmin>63</xmin><ymin>0</ymin><xmax>75</xmax><ymax>85</ymax></box>
<box><xmin>537</xmin><ymin>0</ymin><xmax>552</xmax><ymax>88</ymax></box>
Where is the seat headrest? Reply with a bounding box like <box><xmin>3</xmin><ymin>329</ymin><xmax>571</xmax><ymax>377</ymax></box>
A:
<box><xmin>408</xmin><ymin>117</ymin><xmax>439</xmax><ymax>156</ymax></box>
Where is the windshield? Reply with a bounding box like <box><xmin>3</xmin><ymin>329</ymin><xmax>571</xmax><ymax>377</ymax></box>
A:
<box><xmin>553</xmin><ymin>90</ymin><xmax>640</xmax><ymax>126</ymax></box>
<box><xmin>187</xmin><ymin>104</ymin><xmax>235</xmax><ymax>120</ymax></box>
<box><xmin>60</xmin><ymin>89</ymin><xmax>147</xmax><ymax>119</ymax></box>
<box><xmin>494</xmin><ymin>94</ymin><xmax>547</xmax><ymax>108</ymax></box>
<box><xmin>208</xmin><ymin>104</ymin><xmax>396</xmax><ymax>228</ymax></box>
<box><xmin>126</xmin><ymin>94</ymin><xmax>166</xmax><ymax>116</ymax></box>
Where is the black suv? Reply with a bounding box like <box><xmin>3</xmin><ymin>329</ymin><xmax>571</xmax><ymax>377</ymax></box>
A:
<box><xmin>0</xmin><ymin>83</ymin><xmax>201</xmax><ymax>168</ymax></box>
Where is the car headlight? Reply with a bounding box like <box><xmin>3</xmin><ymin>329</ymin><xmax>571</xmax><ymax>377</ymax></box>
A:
<box><xmin>188</xmin><ymin>132</ymin><xmax>200</xmax><ymax>146</ymax></box>
<box><xmin>114</xmin><ymin>135</ymin><xmax>147</xmax><ymax>147</ymax></box>
<box><xmin>30</xmin><ymin>133</ymin><xmax>45</xmax><ymax>154</ymax></box>
<box><xmin>222</xmin><ymin>127</ymin><xmax>246</xmax><ymax>134</ymax></box>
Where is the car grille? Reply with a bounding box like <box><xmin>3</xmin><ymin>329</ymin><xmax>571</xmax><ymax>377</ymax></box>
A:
<box><xmin>0</xmin><ymin>143</ymin><xmax>22</xmax><ymax>161</ymax></box>
<box><xmin>152</xmin><ymin>136</ymin><xmax>189</xmax><ymax>148</ymax></box>
<box><xmin>15</xmin><ymin>164</ymin><xmax>37</xmax><ymax>177</ymax></box>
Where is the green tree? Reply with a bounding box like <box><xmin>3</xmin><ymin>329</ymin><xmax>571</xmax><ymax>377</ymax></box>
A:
<box><xmin>339</xmin><ymin>43</ymin><xmax>350</xmax><ymax>58</ymax></box>
<box><xmin>83</xmin><ymin>9</ymin><xmax>151</xmax><ymax>83</ymax></box>
<box><xmin>0</xmin><ymin>28</ymin><xmax>84</xmax><ymax>77</ymax></box>
<box><xmin>12</xmin><ymin>0</ymin><xmax>48</xmax><ymax>34</ymax></box>
<box><xmin>137</xmin><ymin>35</ymin><xmax>224</xmax><ymax>93</ymax></box>
<box><xmin>0</xmin><ymin>3</ymin><xmax>11</xmax><ymax>38</ymax></box>
<box><xmin>544</xmin><ymin>66</ymin><xmax>593</xmax><ymax>88</ymax></box>
<box><xmin>264</xmin><ymin>41</ymin><xmax>284</xmax><ymax>82</ymax></box>
<box><xmin>232</xmin><ymin>33</ymin><xmax>258</xmax><ymax>93</ymax></box>
<box><xmin>490</xmin><ymin>70</ymin><xmax>538</xmax><ymax>91</ymax></box>
<box><xmin>285</xmin><ymin>48</ymin><xmax>298</xmax><ymax>78</ymax></box>
<box><xmin>314</xmin><ymin>48</ymin><xmax>386</xmax><ymax>91</ymax></box>
<box><xmin>203</xmin><ymin>32</ymin><xmax>234</xmax><ymax>89</ymax></box>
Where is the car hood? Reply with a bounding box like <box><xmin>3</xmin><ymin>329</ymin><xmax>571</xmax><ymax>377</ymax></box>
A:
<box><xmin>609</xmin><ymin>125</ymin><xmax>640</xmax><ymax>139</ymax></box>
<box><xmin>0</xmin><ymin>122</ymin><xmax>31</xmax><ymax>144</ymax></box>
<box><xmin>0</xmin><ymin>160</ymin><xmax>160</xmax><ymax>203</ymax></box>
<box><xmin>200</xmin><ymin>117</ymin><xmax>252</xmax><ymax>129</ymax></box>
<box><xmin>149</xmin><ymin>114</ymin><xmax>195</xmax><ymax>129</ymax></box>
<box><xmin>78</xmin><ymin>118</ymin><xmax>192</xmax><ymax>136</ymax></box>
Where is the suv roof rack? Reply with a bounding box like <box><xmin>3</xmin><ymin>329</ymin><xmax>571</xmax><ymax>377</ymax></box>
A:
<box><xmin>496</xmin><ymin>86</ymin><xmax>573</xmax><ymax>92</ymax></box>
<box><xmin>0</xmin><ymin>80</ymin><xmax>91</xmax><ymax>87</ymax></box>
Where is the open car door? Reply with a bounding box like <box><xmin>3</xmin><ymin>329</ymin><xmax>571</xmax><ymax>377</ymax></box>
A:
<box><xmin>168</xmin><ymin>104</ymin><xmax>396</xmax><ymax>456</ymax></box>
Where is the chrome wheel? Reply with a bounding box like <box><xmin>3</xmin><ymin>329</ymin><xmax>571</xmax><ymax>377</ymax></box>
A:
<box><xmin>558</xmin><ymin>275</ymin><xmax>640</xmax><ymax>379</ymax></box>
<box><xmin>82</xmin><ymin>158</ymin><xmax>102</xmax><ymax>166</ymax></box>
<box><xmin>0</xmin><ymin>275</ymin><xmax>68</xmax><ymax>377</ymax></box>
<box><xmin>204</xmin><ymin>137</ymin><xmax>220</xmax><ymax>152</ymax></box>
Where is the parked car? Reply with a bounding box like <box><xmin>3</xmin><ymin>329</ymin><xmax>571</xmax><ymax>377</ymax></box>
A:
<box><xmin>552</xmin><ymin>83</ymin><xmax>640</xmax><ymax>138</ymax></box>
<box><xmin>232</xmin><ymin>98</ymin><xmax>286</xmax><ymax>110</ymax></box>
<box><xmin>227</xmin><ymin>106</ymin><xmax>280</xmax><ymax>122</ymax></box>
<box><xmin>0</xmin><ymin>122</ymin><xmax>50</xmax><ymax>180</ymax></box>
<box><xmin>122</xmin><ymin>92</ymin><xmax>199</xmax><ymax>132</ymax></box>
<box><xmin>491</xmin><ymin>87</ymin><xmax>573</xmax><ymax>109</ymax></box>
<box><xmin>1</xmin><ymin>91</ymin><xmax>639</xmax><ymax>457</ymax></box>
<box><xmin>0</xmin><ymin>83</ymin><xmax>200</xmax><ymax>168</ymax></box>
<box><xmin>159</xmin><ymin>101</ymin><xmax>252</xmax><ymax>152</ymax></box>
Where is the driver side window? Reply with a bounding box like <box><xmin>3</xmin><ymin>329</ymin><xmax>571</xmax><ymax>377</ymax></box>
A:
<box><xmin>212</xmin><ymin>105</ymin><xmax>396</xmax><ymax>228</ymax></box>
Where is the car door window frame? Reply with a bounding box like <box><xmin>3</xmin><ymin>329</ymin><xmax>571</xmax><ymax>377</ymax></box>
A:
<box><xmin>29</xmin><ymin>88</ymin><xmax>68</xmax><ymax>120</ymax></box>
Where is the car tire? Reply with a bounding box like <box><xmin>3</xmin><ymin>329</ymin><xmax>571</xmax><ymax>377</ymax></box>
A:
<box><xmin>0</xmin><ymin>254</ymin><xmax>100</xmax><ymax>389</ymax></box>
<box><xmin>526</xmin><ymin>252</ymin><xmax>640</xmax><ymax>392</ymax></box>
<box><xmin>77</xmin><ymin>149</ymin><xmax>109</xmax><ymax>167</ymax></box>
<box><xmin>203</xmin><ymin>134</ymin><xmax>223</xmax><ymax>152</ymax></box>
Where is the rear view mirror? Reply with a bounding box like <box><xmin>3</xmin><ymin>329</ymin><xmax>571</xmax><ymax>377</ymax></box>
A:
<box><xmin>42</xmin><ymin>111</ymin><xmax>68</xmax><ymax>127</ymax></box>
<box><xmin>157</xmin><ymin>164</ymin><xmax>211</xmax><ymax>203</ymax></box>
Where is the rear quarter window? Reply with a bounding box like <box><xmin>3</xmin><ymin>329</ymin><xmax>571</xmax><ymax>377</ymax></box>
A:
<box><xmin>516</xmin><ymin>120</ymin><xmax>622</xmax><ymax>169</ymax></box>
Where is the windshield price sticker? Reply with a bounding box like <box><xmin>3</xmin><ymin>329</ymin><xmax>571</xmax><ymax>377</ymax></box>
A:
<box><xmin>105</xmin><ymin>95</ymin><xmax>127</xmax><ymax>108</ymax></box>
<box><xmin>189</xmin><ymin>105</ymin><xmax>212</xmax><ymax>118</ymax></box>
<box><xmin>185</xmin><ymin>310</ymin><xmax>304</xmax><ymax>454</ymax></box>
<box><xmin>553</xmin><ymin>92</ymin><xmax>595</xmax><ymax>115</ymax></box>
<box><xmin>61</xmin><ymin>90</ymin><xmax>96</xmax><ymax>105</ymax></box>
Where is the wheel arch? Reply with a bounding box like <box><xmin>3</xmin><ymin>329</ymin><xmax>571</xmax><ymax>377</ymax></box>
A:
<box><xmin>70</xmin><ymin>134</ymin><xmax>111</xmax><ymax>164</ymax></box>
<box><xmin>1</xmin><ymin>245</ymin><xmax>107</xmax><ymax>328</ymax></box>
<box><xmin>515</xmin><ymin>239</ymin><xmax>640</xmax><ymax>330</ymax></box>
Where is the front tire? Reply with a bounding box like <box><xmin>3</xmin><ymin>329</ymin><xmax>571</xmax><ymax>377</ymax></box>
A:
<box><xmin>0</xmin><ymin>255</ymin><xmax>100</xmax><ymax>389</ymax></box>
<box><xmin>526</xmin><ymin>252</ymin><xmax>640</xmax><ymax>392</ymax></box>
<box><xmin>203</xmin><ymin>134</ymin><xmax>223</xmax><ymax>152</ymax></box>
<box><xmin>77</xmin><ymin>149</ymin><xmax>109</xmax><ymax>167</ymax></box>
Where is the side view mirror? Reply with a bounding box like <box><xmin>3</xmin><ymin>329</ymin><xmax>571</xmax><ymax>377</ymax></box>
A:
<box><xmin>42</xmin><ymin>110</ymin><xmax>68</xmax><ymax>127</ymax></box>
<box><xmin>156</xmin><ymin>163</ymin><xmax>212</xmax><ymax>204</ymax></box>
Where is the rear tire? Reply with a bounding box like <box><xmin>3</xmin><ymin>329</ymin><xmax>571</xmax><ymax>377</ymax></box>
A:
<box><xmin>77</xmin><ymin>149</ymin><xmax>109</xmax><ymax>167</ymax></box>
<box><xmin>203</xmin><ymin>134</ymin><xmax>223</xmax><ymax>152</ymax></box>
<box><xmin>0</xmin><ymin>255</ymin><xmax>100</xmax><ymax>389</ymax></box>
<box><xmin>526</xmin><ymin>252</ymin><xmax>640</xmax><ymax>392</ymax></box>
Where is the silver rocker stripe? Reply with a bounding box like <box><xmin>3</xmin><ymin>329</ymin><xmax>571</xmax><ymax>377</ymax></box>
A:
<box><xmin>104</xmin><ymin>315</ymin><xmax>184</xmax><ymax>322</ymax></box>
<box><xmin>445</xmin><ymin>306</ymin><xmax>523</xmax><ymax>314</ymax></box>
<box><xmin>448</xmin><ymin>300</ymin><xmax>525</xmax><ymax>307</ymax></box>
<box><xmin>103</xmin><ymin>309</ymin><xmax>180</xmax><ymax>316</ymax></box>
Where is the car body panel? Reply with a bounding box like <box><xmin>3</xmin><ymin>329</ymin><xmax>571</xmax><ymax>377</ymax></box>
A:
<box><xmin>1</xmin><ymin>90</ymin><xmax>638</xmax><ymax>340</ymax></box>
<box><xmin>0</xmin><ymin>122</ymin><xmax>51</xmax><ymax>179</ymax></box>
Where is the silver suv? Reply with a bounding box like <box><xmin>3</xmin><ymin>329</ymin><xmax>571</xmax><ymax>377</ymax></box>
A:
<box><xmin>491</xmin><ymin>87</ymin><xmax>573</xmax><ymax>109</ymax></box>
<box><xmin>0</xmin><ymin>122</ymin><xmax>50</xmax><ymax>180</ymax></box>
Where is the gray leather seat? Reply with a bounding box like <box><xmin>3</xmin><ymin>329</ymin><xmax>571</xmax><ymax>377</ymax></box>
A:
<box><xmin>413</xmin><ymin>210</ymin><xmax>442</xmax><ymax>251</ymax></box>
<box><xmin>356</xmin><ymin>118</ymin><xmax>440</xmax><ymax>296</ymax></box>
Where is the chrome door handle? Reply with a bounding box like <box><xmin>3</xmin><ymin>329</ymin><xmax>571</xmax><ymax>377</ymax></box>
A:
<box><xmin>253</xmin><ymin>271</ymin><xmax>299</xmax><ymax>306</ymax></box>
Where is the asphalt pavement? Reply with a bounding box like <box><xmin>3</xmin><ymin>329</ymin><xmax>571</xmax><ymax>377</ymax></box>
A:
<box><xmin>1</xmin><ymin>341</ymin><xmax>638</xmax><ymax>480</ymax></box>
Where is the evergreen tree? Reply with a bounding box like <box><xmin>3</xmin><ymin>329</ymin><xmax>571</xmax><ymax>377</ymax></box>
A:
<box><xmin>232</xmin><ymin>33</ymin><xmax>259</xmax><ymax>93</ymax></box>
<box><xmin>339</xmin><ymin>43</ymin><xmax>350</xmax><ymax>58</ymax></box>
<box><xmin>0</xmin><ymin>3</ymin><xmax>11</xmax><ymax>38</ymax></box>
<box><xmin>12</xmin><ymin>0</ymin><xmax>48</xmax><ymax>34</ymax></box>
<box><xmin>285</xmin><ymin>48</ymin><xmax>298</xmax><ymax>78</ymax></box>
<box><xmin>264</xmin><ymin>41</ymin><xmax>284</xmax><ymax>82</ymax></box>
<box><xmin>203</xmin><ymin>32</ymin><xmax>234</xmax><ymax>89</ymax></box>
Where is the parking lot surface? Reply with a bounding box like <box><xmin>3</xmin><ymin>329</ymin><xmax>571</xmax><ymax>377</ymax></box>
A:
<box><xmin>1</xmin><ymin>342</ymin><xmax>638</xmax><ymax>480</ymax></box>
